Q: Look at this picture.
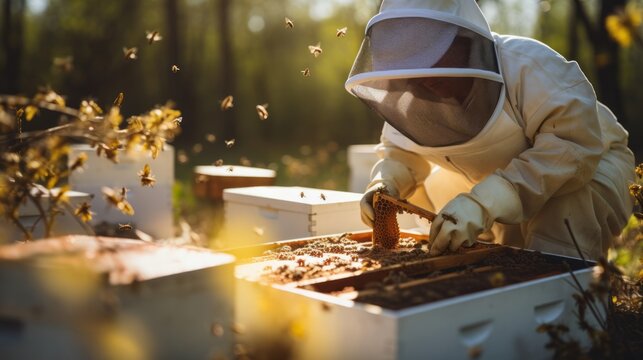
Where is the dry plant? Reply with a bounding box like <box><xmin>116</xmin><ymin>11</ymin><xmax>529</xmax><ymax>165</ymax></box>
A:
<box><xmin>0</xmin><ymin>89</ymin><xmax>181</xmax><ymax>240</ymax></box>
<box><xmin>538</xmin><ymin>163</ymin><xmax>643</xmax><ymax>359</ymax></box>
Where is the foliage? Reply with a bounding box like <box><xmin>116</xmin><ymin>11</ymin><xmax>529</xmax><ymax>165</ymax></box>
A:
<box><xmin>0</xmin><ymin>90</ymin><xmax>181</xmax><ymax>240</ymax></box>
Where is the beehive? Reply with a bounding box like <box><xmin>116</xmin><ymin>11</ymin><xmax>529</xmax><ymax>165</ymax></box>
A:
<box><xmin>193</xmin><ymin>165</ymin><xmax>276</xmax><ymax>201</ymax></box>
<box><xmin>231</xmin><ymin>231</ymin><xmax>599</xmax><ymax>360</ymax></box>
<box><xmin>68</xmin><ymin>144</ymin><xmax>174</xmax><ymax>239</ymax></box>
<box><xmin>221</xmin><ymin>186</ymin><xmax>368</xmax><ymax>247</ymax></box>
<box><xmin>0</xmin><ymin>235</ymin><xmax>236</xmax><ymax>359</ymax></box>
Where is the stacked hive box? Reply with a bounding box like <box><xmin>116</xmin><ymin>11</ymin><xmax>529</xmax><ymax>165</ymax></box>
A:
<box><xmin>0</xmin><ymin>235</ymin><xmax>235</xmax><ymax>359</ymax></box>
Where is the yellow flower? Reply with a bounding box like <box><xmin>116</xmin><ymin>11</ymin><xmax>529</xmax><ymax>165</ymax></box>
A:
<box><xmin>606</xmin><ymin>4</ymin><xmax>642</xmax><ymax>47</ymax></box>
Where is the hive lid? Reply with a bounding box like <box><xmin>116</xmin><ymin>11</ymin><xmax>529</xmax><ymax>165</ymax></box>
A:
<box><xmin>223</xmin><ymin>186</ymin><xmax>362</xmax><ymax>214</ymax></box>
<box><xmin>194</xmin><ymin>165</ymin><xmax>276</xmax><ymax>178</ymax></box>
<box><xmin>0</xmin><ymin>235</ymin><xmax>235</xmax><ymax>284</ymax></box>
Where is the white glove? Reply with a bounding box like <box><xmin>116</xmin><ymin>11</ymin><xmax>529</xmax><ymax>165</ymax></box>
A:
<box><xmin>360</xmin><ymin>182</ymin><xmax>399</xmax><ymax>228</ymax></box>
<box><xmin>429</xmin><ymin>174</ymin><xmax>523</xmax><ymax>255</ymax></box>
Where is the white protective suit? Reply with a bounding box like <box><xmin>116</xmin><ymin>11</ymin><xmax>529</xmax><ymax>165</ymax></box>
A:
<box><xmin>346</xmin><ymin>0</ymin><xmax>634</xmax><ymax>259</ymax></box>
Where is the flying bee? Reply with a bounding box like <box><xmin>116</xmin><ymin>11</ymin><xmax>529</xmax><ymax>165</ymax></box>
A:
<box><xmin>254</xmin><ymin>227</ymin><xmax>264</xmax><ymax>236</ymax></box>
<box><xmin>256</xmin><ymin>104</ymin><xmax>269</xmax><ymax>120</ymax></box>
<box><xmin>308</xmin><ymin>42</ymin><xmax>322</xmax><ymax>57</ymax></box>
<box><xmin>239</xmin><ymin>156</ymin><xmax>251</xmax><ymax>166</ymax></box>
<box><xmin>146</xmin><ymin>30</ymin><xmax>162</xmax><ymax>44</ymax></box>
<box><xmin>113</xmin><ymin>92</ymin><xmax>124</xmax><ymax>107</ymax></box>
<box><xmin>123</xmin><ymin>47</ymin><xmax>138</xmax><ymax>60</ymax></box>
<box><xmin>220</xmin><ymin>95</ymin><xmax>234</xmax><ymax>111</ymax></box>
<box><xmin>196</xmin><ymin>174</ymin><xmax>207</xmax><ymax>183</ymax></box>
<box><xmin>214</xmin><ymin>159</ymin><xmax>224</xmax><ymax>166</ymax></box>
<box><xmin>301</xmin><ymin>68</ymin><xmax>311</xmax><ymax>77</ymax></box>
<box><xmin>53</xmin><ymin>56</ymin><xmax>73</xmax><ymax>72</ymax></box>
<box><xmin>119</xmin><ymin>223</ymin><xmax>133</xmax><ymax>231</ymax></box>
<box><xmin>320</xmin><ymin>193</ymin><xmax>326</xmax><ymax>201</ymax></box>
<box><xmin>284</xmin><ymin>17</ymin><xmax>294</xmax><ymax>29</ymax></box>
<box><xmin>74</xmin><ymin>201</ymin><xmax>94</xmax><ymax>223</ymax></box>
<box><xmin>336</xmin><ymin>27</ymin><xmax>348</xmax><ymax>37</ymax></box>
<box><xmin>224</xmin><ymin>139</ymin><xmax>235</xmax><ymax>148</ymax></box>
<box><xmin>177</xmin><ymin>150</ymin><xmax>189</xmax><ymax>164</ymax></box>
<box><xmin>192</xmin><ymin>143</ymin><xmax>203</xmax><ymax>154</ymax></box>
<box><xmin>205</xmin><ymin>133</ymin><xmax>216</xmax><ymax>143</ymax></box>
<box><xmin>137</xmin><ymin>163</ymin><xmax>156</xmax><ymax>187</ymax></box>
<box><xmin>171</xmin><ymin>64</ymin><xmax>180</xmax><ymax>73</ymax></box>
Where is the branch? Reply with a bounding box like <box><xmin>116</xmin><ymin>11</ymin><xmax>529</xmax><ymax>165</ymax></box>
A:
<box><xmin>0</xmin><ymin>94</ymin><xmax>80</xmax><ymax>117</ymax></box>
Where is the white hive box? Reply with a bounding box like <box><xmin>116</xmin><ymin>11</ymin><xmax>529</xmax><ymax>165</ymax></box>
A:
<box><xmin>347</xmin><ymin>144</ymin><xmax>419</xmax><ymax>230</ymax></box>
<box><xmin>0</xmin><ymin>189</ymin><xmax>92</xmax><ymax>243</ymax></box>
<box><xmin>68</xmin><ymin>144</ymin><xmax>174</xmax><ymax>239</ymax></box>
<box><xmin>193</xmin><ymin>165</ymin><xmax>276</xmax><ymax>201</ymax></box>
<box><xmin>232</xmin><ymin>232</ymin><xmax>599</xmax><ymax>360</ymax></box>
<box><xmin>0</xmin><ymin>235</ymin><xmax>236</xmax><ymax>360</ymax></box>
<box><xmin>222</xmin><ymin>186</ymin><xmax>369</xmax><ymax>246</ymax></box>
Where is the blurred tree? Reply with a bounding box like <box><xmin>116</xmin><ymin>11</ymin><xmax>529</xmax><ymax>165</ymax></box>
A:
<box><xmin>216</xmin><ymin>0</ymin><xmax>237</xmax><ymax>141</ymax></box>
<box><xmin>2</xmin><ymin>0</ymin><xmax>26</xmax><ymax>93</ymax></box>
<box><xmin>570</xmin><ymin>0</ymin><xmax>626</xmax><ymax>124</ymax></box>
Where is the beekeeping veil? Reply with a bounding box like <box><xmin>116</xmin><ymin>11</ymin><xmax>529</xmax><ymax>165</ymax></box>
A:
<box><xmin>346</xmin><ymin>0</ymin><xmax>503</xmax><ymax>147</ymax></box>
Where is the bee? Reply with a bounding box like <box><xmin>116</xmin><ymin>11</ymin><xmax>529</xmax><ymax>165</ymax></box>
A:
<box><xmin>336</xmin><ymin>27</ymin><xmax>348</xmax><ymax>37</ymax></box>
<box><xmin>488</xmin><ymin>272</ymin><xmax>505</xmax><ymax>288</ymax></box>
<box><xmin>138</xmin><ymin>163</ymin><xmax>156</xmax><ymax>187</ymax></box>
<box><xmin>284</xmin><ymin>17</ymin><xmax>294</xmax><ymax>29</ymax></box>
<box><xmin>119</xmin><ymin>223</ymin><xmax>133</xmax><ymax>231</ymax></box>
<box><xmin>210</xmin><ymin>323</ymin><xmax>224</xmax><ymax>337</ymax></box>
<box><xmin>301</xmin><ymin>67</ymin><xmax>311</xmax><ymax>77</ymax></box>
<box><xmin>300</xmin><ymin>191</ymin><xmax>305</xmax><ymax>198</ymax></box>
<box><xmin>224</xmin><ymin>139</ymin><xmax>235</xmax><ymax>148</ymax></box>
<box><xmin>53</xmin><ymin>56</ymin><xmax>73</xmax><ymax>72</ymax></box>
<box><xmin>192</xmin><ymin>143</ymin><xmax>203</xmax><ymax>154</ymax></box>
<box><xmin>227</xmin><ymin>166</ymin><xmax>234</xmax><ymax>172</ymax></box>
<box><xmin>171</xmin><ymin>64</ymin><xmax>180</xmax><ymax>73</ymax></box>
<box><xmin>172</xmin><ymin>117</ymin><xmax>182</xmax><ymax>125</ymax></box>
<box><xmin>122</xmin><ymin>47</ymin><xmax>138</xmax><ymax>60</ymax></box>
<box><xmin>214</xmin><ymin>159</ymin><xmax>224</xmax><ymax>166</ymax></box>
<box><xmin>177</xmin><ymin>150</ymin><xmax>189</xmax><ymax>164</ymax></box>
<box><xmin>146</xmin><ymin>30</ymin><xmax>162</xmax><ymax>44</ymax></box>
<box><xmin>205</xmin><ymin>133</ymin><xmax>216</xmax><ymax>143</ymax></box>
<box><xmin>113</xmin><ymin>92</ymin><xmax>124</xmax><ymax>107</ymax></box>
<box><xmin>231</xmin><ymin>323</ymin><xmax>246</xmax><ymax>335</ymax></box>
<box><xmin>320</xmin><ymin>193</ymin><xmax>326</xmax><ymax>201</ymax></box>
<box><xmin>69</xmin><ymin>152</ymin><xmax>88</xmax><ymax>171</ymax></box>
<box><xmin>220</xmin><ymin>95</ymin><xmax>234</xmax><ymax>111</ymax></box>
<box><xmin>441</xmin><ymin>212</ymin><xmax>458</xmax><ymax>224</ymax></box>
<box><xmin>239</xmin><ymin>156</ymin><xmax>251</xmax><ymax>166</ymax></box>
<box><xmin>256</xmin><ymin>103</ymin><xmax>269</xmax><ymax>120</ymax></box>
<box><xmin>253</xmin><ymin>227</ymin><xmax>264</xmax><ymax>236</ymax></box>
<box><xmin>74</xmin><ymin>201</ymin><xmax>94</xmax><ymax>223</ymax></box>
<box><xmin>102</xmin><ymin>187</ymin><xmax>134</xmax><ymax>216</ymax></box>
<box><xmin>196</xmin><ymin>174</ymin><xmax>207</xmax><ymax>183</ymax></box>
<box><xmin>308</xmin><ymin>42</ymin><xmax>322</xmax><ymax>57</ymax></box>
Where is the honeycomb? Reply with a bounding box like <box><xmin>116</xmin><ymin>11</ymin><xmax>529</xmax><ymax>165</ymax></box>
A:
<box><xmin>373</xmin><ymin>191</ymin><xmax>401</xmax><ymax>249</ymax></box>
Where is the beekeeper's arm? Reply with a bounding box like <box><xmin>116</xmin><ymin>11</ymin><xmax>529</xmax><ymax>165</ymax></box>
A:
<box><xmin>429</xmin><ymin>79</ymin><xmax>604</xmax><ymax>255</ymax></box>
<box><xmin>360</xmin><ymin>134</ymin><xmax>431</xmax><ymax>227</ymax></box>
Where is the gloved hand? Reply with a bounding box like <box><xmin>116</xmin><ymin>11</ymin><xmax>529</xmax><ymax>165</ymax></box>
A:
<box><xmin>429</xmin><ymin>174</ymin><xmax>524</xmax><ymax>255</ymax></box>
<box><xmin>360</xmin><ymin>182</ymin><xmax>399</xmax><ymax>227</ymax></box>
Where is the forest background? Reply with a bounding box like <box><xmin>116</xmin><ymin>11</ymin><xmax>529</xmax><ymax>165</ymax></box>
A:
<box><xmin>2</xmin><ymin>0</ymin><xmax>642</xmax><ymax>190</ymax></box>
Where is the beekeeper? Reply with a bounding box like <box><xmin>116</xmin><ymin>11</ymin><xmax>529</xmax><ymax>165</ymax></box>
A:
<box><xmin>348</xmin><ymin>0</ymin><xmax>634</xmax><ymax>260</ymax></box>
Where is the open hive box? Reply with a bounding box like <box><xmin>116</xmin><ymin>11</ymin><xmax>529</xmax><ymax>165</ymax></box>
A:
<box><xmin>230</xmin><ymin>230</ymin><xmax>598</xmax><ymax>360</ymax></box>
<box><xmin>0</xmin><ymin>235</ymin><xmax>236</xmax><ymax>360</ymax></box>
